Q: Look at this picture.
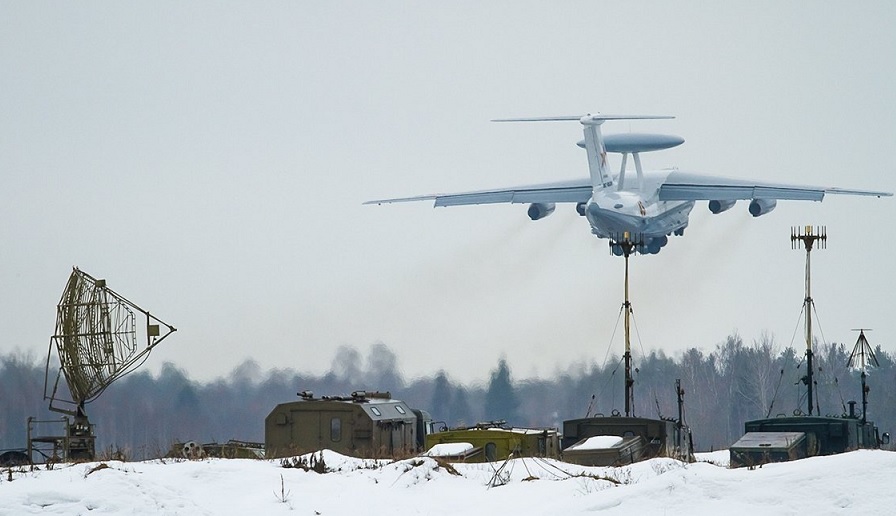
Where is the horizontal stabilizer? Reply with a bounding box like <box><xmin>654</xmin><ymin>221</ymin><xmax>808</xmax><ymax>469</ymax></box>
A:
<box><xmin>493</xmin><ymin>114</ymin><xmax>674</xmax><ymax>125</ymax></box>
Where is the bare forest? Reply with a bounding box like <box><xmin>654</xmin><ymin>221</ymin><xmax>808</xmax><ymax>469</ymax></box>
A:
<box><xmin>2</xmin><ymin>336</ymin><xmax>893</xmax><ymax>459</ymax></box>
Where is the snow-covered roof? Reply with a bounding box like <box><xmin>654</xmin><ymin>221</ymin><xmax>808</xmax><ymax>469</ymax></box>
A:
<box><xmin>423</xmin><ymin>442</ymin><xmax>475</xmax><ymax>457</ymax></box>
<box><xmin>731</xmin><ymin>431</ymin><xmax>806</xmax><ymax>450</ymax></box>
<box><xmin>565</xmin><ymin>435</ymin><xmax>624</xmax><ymax>451</ymax></box>
<box><xmin>483</xmin><ymin>427</ymin><xmax>555</xmax><ymax>435</ymax></box>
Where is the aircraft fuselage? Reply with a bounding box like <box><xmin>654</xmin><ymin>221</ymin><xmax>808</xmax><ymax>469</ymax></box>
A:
<box><xmin>584</xmin><ymin>169</ymin><xmax>694</xmax><ymax>251</ymax></box>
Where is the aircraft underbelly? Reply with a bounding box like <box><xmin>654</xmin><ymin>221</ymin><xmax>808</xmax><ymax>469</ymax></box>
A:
<box><xmin>587</xmin><ymin>201</ymin><xmax>693</xmax><ymax>239</ymax></box>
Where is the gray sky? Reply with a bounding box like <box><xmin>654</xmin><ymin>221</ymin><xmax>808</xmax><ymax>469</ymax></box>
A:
<box><xmin>2</xmin><ymin>1</ymin><xmax>895</xmax><ymax>386</ymax></box>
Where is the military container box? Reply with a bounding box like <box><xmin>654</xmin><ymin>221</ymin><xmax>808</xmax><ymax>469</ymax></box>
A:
<box><xmin>562</xmin><ymin>416</ymin><xmax>693</xmax><ymax>466</ymax></box>
<box><xmin>265</xmin><ymin>391</ymin><xmax>422</xmax><ymax>459</ymax></box>
<box><xmin>423</xmin><ymin>422</ymin><xmax>560</xmax><ymax>462</ymax></box>
<box><xmin>562</xmin><ymin>435</ymin><xmax>644</xmax><ymax>466</ymax></box>
<box><xmin>729</xmin><ymin>431</ymin><xmax>807</xmax><ymax>468</ymax></box>
<box><xmin>729</xmin><ymin>414</ymin><xmax>886</xmax><ymax>468</ymax></box>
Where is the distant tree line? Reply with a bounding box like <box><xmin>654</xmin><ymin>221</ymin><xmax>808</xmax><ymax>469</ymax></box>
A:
<box><xmin>1</xmin><ymin>336</ymin><xmax>893</xmax><ymax>458</ymax></box>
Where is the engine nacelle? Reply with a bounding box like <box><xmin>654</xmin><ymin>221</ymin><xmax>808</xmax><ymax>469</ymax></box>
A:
<box><xmin>527</xmin><ymin>202</ymin><xmax>556</xmax><ymax>221</ymax></box>
<box><xmin>642</xmin><ymin>235</ymin><xmax>668</xmax><ymax>254</ymax></box>
<box><xmin>708</xmin><ymin>199</ymin><xmax>736</xmax><ymax>214</ymax></box>
<box><xmin>748</xmin><ymin>198</ymin><xmax>777</xmax><ymax>217</ymax></box>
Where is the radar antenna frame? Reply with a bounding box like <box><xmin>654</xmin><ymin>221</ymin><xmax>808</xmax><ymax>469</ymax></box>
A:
<box><xmin>37</xmin><ymin>267</ymin><xmax>176</xmax><ymax>461</ymax></box>
<box><xmin>848</xmin><ymin>329</ymin><xmax>879</xmax><ymax>424</ymax></box>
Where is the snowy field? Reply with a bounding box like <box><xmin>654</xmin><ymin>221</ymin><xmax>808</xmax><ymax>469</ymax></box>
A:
<box><xmin>1</xmin><ymin>449</ymin><xmax>894</xmax><ymax>515</ymax></box>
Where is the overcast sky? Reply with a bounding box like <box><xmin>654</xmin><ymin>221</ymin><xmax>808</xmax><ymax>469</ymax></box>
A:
<box><xmin>2</xmin><ymin>1</ymin><xmax>895</xmax><ymax>387</ymax></box>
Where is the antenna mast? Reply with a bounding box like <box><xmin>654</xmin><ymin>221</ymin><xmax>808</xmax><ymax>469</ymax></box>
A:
<box><xmin>848</xmin><ymin>329</ymin><xmax>879</xmax><ymax>424</ymax></box>
<box><xmin>791</xmin><ymin>226</ymin><xmax>826</xmax><ymax>416</ymax></box>
<box><xmin>610</xmin><ymin>232</ymin><xmax>642</xmax><ymax>417</ymax></box>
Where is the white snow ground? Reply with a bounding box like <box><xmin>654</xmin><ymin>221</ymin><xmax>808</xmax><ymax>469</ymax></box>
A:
<box><xmin>1</xmin><ymin>449</ymin><xmax>893</xmax><ymax>515</ymax></box>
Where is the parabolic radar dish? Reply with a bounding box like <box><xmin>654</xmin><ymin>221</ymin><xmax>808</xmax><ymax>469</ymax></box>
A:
<box><xmin>46</xmin><ymin>267</ymin><xmax>176</xmax><ymax>412</ymax></box>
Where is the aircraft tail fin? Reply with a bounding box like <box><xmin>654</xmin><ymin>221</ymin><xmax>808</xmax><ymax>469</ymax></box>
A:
<box><xmin>492</xmin><ymin>114</ymin><xmax>674</xmax><ymax>192</ymax></box>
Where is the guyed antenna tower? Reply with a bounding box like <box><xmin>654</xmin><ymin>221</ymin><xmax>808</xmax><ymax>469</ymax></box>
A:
<box><xmin>610</xmin><ymin>232</ymin><xmax>643</xmax><ymax>417</ymax></box>
<box><xmin>791</xmin><ymin>225</ymin><xmax>826</xmax><ymax>416</ymax></box>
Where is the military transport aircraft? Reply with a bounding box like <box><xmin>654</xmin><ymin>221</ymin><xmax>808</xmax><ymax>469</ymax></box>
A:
<box><xmin>366</xmin><ymin>114</ymin><xmax>891</xmax><ymax>254</ymax></box>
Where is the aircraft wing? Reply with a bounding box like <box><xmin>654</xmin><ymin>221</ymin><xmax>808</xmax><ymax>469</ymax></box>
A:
<box><xmin>658</xmin><ymin>171</ymin><xmax>892</xmax><ymax>201</ymax></box>
<box><xmin>365</xmin><ymin>178</ymin><xmax>592</xmax><ymax>207</ymax></box>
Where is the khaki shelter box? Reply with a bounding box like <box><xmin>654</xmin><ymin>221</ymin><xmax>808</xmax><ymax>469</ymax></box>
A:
<box><xmin>266</xmin><ymin>390</ymin><xmax>431</xmax><ymax>459</ymax></box>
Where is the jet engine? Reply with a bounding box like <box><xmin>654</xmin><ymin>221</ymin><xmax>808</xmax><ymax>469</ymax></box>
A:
<box><xmin>643</xmin><ymin>235</ymin><xmax>668</xmax><ymax>254</ymax></box>
<box><xmin>748</xmin><ymin>198</ymin><xmax>777</xmax><ymax>217</ymax></box>
<box><xmin>527</xmin><ymin>202</ymin><xmax>556</xmax><ymax>221</ymax></box>
<box><xmin>708</xmin><ymin>199</ymin><xmax>736</xmax><ymax>214</ymax></box>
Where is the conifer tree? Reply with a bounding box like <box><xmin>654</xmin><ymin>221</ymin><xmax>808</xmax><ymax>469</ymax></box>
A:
<box><xmin>484</xmin><ymin>358</ymin><xmax>520</xmax><ymax>425</ymax></box>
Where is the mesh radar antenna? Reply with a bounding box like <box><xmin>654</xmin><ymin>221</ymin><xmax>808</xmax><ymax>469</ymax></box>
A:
<box><xmin>791</xmin><ymin>226</ymin><xmax>826</xmax><ymax>416</ymax></box>
<box><xmin>42</xmin><ymin>267</ymin><xmax>176</xmax><ymax>460</ymax></box>
<box><xmin>848</xmin><ymin>329</ymin><xmax>879</xmax><ymax>424</ymax></box>
<box><xmin>610</xmin><ymin>232</ymin><xmax>644</xmax><ymax>417</ymax></box>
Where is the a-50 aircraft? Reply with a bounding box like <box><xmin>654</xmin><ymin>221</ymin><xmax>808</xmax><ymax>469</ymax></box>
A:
<box><xmin>366</xmin><ymin>114</ymin><xmax>891</xmax><ymax>254</ymax></box>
